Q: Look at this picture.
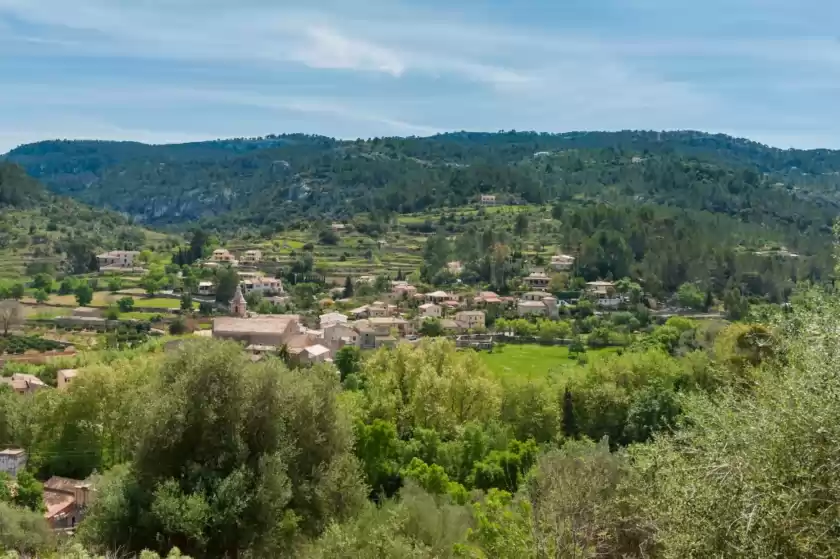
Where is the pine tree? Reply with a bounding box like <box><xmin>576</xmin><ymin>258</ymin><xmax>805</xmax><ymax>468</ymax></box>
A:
<box><xmin>562</xmin><ymin>389</ymin><xmax>578</xmax><ymax>438</ymax></box>
<box><xmin>343</xmin><ymin>275</ymin><xmax>354</xmax><ymax>298</ymax></box>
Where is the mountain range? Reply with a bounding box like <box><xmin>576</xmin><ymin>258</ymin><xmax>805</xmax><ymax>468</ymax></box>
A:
<box><xmin>3</xmin><ymin>130</ymin><xmax>840</xmax><ymax>242</ymax></box>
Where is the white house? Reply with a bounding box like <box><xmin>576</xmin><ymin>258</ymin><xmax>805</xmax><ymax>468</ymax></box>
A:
<box><xmin>319</xmin><ymin>312</ymin><xmax>348</xmax><ymax>329</ymax></box>
<box><xmin>419</xmin><ymin>303</ymin><xmax>442</xmax><ymax>319</ymax></box>
<box><xmin>480</xmin><ymin>194</ymin><xmax>497</xmax><ymax>206</ymax></box>
<box><xmin>0</xmin><ymin>448</ymin><xmax>27</xmax><ymax>476</ymax></box>
<box><xmin>586</xmin><ymin>281</ymin><xmax>623</xmax><ymax>307</ymax></box>
<box><xmin>241</xmin><ymin>277</ymin><xmax>283</xmax><ymax>296</ymax></box>
<box><xmin>301</xmin><ymin>344</ymin><xmax>332</xmax><ymax>365</ymax></box>
<box><xmin>198</xmin><ymin>281</ymin><xmax>215</xmax><ymax>296</ymax></box>
<box><xmin>550</xmin><ymin>254</ymin><xmax>575</xmax><ymax>271</ymax></box>
<box><xmin>455</xmin><ymin>310</ymin><xmax>485</xmax><ymax>330</ymax></box>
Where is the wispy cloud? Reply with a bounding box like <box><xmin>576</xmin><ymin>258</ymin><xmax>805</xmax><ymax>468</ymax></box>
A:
<box><xmin>1</xmin><ymin>0</ymin><xmax>839</xmax><ymax>149</ymax></box>
<box><xmin>291</xmin><ymin>26</ymin><xmax>406</xmax><ymax>77</ymax></box>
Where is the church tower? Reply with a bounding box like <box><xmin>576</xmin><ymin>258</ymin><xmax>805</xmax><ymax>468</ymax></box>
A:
<box><xmin>230</xmin><ymin>284</ymin><xmax>247</xmax><ymax>317</ymax></box>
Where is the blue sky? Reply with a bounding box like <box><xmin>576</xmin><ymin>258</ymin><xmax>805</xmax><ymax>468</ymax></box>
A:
<box><xmin>1</xmin><ymin>0</ymin><xmax>839</xmax><ymax>152</ymax></box>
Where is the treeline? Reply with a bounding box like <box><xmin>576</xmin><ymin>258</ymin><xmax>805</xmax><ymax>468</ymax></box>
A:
<box><xmin>6</xmin><ymin>132</ymin><xmax>840</xmax><ymax>240</ymax></box>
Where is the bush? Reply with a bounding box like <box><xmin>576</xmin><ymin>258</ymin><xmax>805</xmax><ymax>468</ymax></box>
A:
<box><xmin>169</xmin><ymin>316</ymin><xmax>188</xmax><ymax>335</ymax></box>
<box><xmin>117</xmin><ymin>296</ymin><xmax>135</xmax><ymax>313</ymax></box>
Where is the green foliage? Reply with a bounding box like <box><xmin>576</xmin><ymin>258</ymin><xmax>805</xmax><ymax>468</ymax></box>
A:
<box><xmin>179</xmin><ymin>292</ymin><xmax>193</xmax><ymax>311</ymax></box>
<box><xmin>419</xmin><ymin>318</ymin><xmax>444</xmax><ymax>337</ymax></box>
<box><xmin>334</xmin><ymin>345</ymin><xmax>361</xmax><ymax>382</ymax></box>
<box><xmin>677</xmin><ymin>282</ymin><xmax>706</xmax><ymax>310</ymax></box>
<box><xmin>80</xmin><ymin>341</ymin><xmax>366</xmax><ymax>557</ymax></box>
<box><xmin>117</xmin><ymin>296</ymin><xmax>135</xmax><ymax>312</ymax></box>
<box><xmin>104</xmin><ymin>305</ymin><xmax>120</xmax><ymax>321</ymax></box>
<box><xmin>107</xmin><ymin>277</ymin><xmax>123</xmax><ymax>293</ymax></box>
<box><xmin>0</xmin><ymin>501</ymin><xmax>54</xmax><ymax>557</ymax></box>
<box><xmin>168</xmin><ymin>316</ymin><xmax>187</xmax><ymax>335</ymax></box>
<box><xmin>74</xmin><ymin>283</ymin><xmax>94</xmax><ymax>307</ymax></box>
<box><xmin>31</xmin><ymin>273</ymin><xmax>53</xmax><ymax>293</ymax></box>
<box><xmin>11</xmin><ymin>470</ymin><xmax>44</xmax><ymax>512</ymax></box>
<box><xmin>32</xmin><ymin>289</ymin><xmax>49</xmax><ymax>304</ymax></box>
<box><xmin>214</xmin><ymin>267</ymin><xmax>239</xmax><ymax>303</ymax></box>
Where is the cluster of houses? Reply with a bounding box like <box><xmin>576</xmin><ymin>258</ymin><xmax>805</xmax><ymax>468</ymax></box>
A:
<box><xmin>1</xmin><ymin>448</ymin><xmax>94</xmax><ymax>530</ymax></box>
<box><xmin>0</xmin><ymin>369</ymin><xmax>81</xmax><ymax>396</ymax></box>
<box><xmin>209</xmin><ymin>269</ymin><xmax>624</xmax><ymax>363</ymax></box>
<box><xmin>204</xmin><ymin>248</ymin><xmax>263</xmax><ymax>269</ymax></box>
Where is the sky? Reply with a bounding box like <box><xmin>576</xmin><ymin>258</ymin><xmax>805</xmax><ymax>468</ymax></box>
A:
<box><xmin>1</xmin><ymin>0</ymin><xmax>840</xmax><ymax>152</ymax></box>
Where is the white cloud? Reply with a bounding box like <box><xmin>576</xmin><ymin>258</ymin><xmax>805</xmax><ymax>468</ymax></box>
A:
<box><xmin>290</xmin><ymin>26</ymin><xmax>406</xmax><ymax>77</ymax></box>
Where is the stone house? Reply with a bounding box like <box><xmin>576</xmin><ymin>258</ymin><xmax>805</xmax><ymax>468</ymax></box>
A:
<box><xmin>455</xmin><ymin>310</ymin><xmax>486</xmax><ymax>330</ymax></box>
<box><xmin>0</xmin><ymin>448</ymin><xmax>27</xmax><ymax>476</ymax></box>
<box><xmin>96</xmin><ymin>251</ymin><xmax>140</xmax><ymax>269</ymax></box>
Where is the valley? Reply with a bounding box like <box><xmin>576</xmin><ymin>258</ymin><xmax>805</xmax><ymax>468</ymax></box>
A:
<box><xmin>1</xmin><ymin>130</ymin><xmax>839</xmax><ymax>558</ymax></box>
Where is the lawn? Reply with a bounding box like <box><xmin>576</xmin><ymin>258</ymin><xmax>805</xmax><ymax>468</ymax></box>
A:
<box><xmin>478</xmin><ymin>344</ymin><xmax>619</xmax><ymax>384</ymax></box>
<box><xmin>133</xmin><ymin>297</ymin><xmax>195</xmax><ymax>309</ymax></box>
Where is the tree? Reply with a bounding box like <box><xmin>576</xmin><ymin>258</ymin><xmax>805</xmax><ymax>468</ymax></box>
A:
<box><xmin>677</xmin><ymin>282</ymin><xmax>705</xmax><ymax>310</ymax></box>
<box><xmin>335</xmin><ymin>346</ymin><xmax>362</xmax><ymax>382</ymax></box>
<box><xmin>65</xmin><ymin>240</ymin><xmax>96</xmax><ymax>275</ymax></box>
<box><xmin>513</xmin><ymin>212</ymin><xmax>529</xmax><ymax>237</ymax></box>
<box><xmin>9</xmin><ymin>283</ymin><xmax>24</xmax><ymax>300</ymax></box>
<box><xmin>141</xmin><ymin>276</ymin><xmax>162</xmax><ymax>297</ymax></box>
<box><xmin>419</xmin><ymin>318</ymin><xmax>444</xmax><ymax>337</ymax></box>
<box><xmin>74</xmin><ymin>284</ymin><xmax>94</xmax><ymax>307</ymax></box>
<box><xmin>0</xmin><ymin>501</ymin><xmax>53</xmax><ymax>556</ymax></box>
<box><xmin>31</xmin><ymin>273</ymin><xmax>53</xmax><ymax>293</ymax></box>
<box><xmin>188</xmin><ymin>228</ymin><xmax>209</xmax><ymax>263</ymax></box>
<box><xmin>214</xmin><ymin>267</ymin><xmax>240</xmax><ymax>303</ymax></box>
<box><xmin>168</xmin><ymin>316</ymin><xmax>188</xmax><ymax>335</ymax></box>
<box><xmin>724</xmin><ymin>286</ymin><xmax>750</xmax><ymax>320</ymax></box>
<box><xmin>107</xmin><ymin>277</ymin><xmax>123</xmax><ymax>293</ymax></box>
<box><xmin>117</xmin><ymin>296</ymin><xmax>135</xmax><ymax>312</ymax></box>
<box><xmin>13</xmin><ymin>470</ymin><xmax>44</xmax><ymax>512</ymax></box>
<box><xmin>421</xmin><ymin>233</ymin><xmax>451</xmax><ymax>282</ymax></box>
<box><xmin>104</xmin><ymin>305</ymin><xmax>120</xmax><ymax>321</ymax></box>
<box><xmin>343</xmin><ymin>276</ymin><xmax>354</xmax><ymax>298</ymax></box>
<box><xmin>179</xmin><ymin>292</ymin><xmax>193</xmax><ymax>311</ymax></box>
<box><xmin>0</xmin><ymin>300</ymin><xmax>23</xmax><ymax>335</ymax></box>
<box><xmin>80</xmin><ymin>341</ymin><xmax>365</xmax><ymax>557</ymax></box>
<box><xmin>33</xmin><ymin>289</ymin><xmax>49</xmax><ymax>304</ymax></box>
<box><xmin>319</xmin><ymin>228</ymin><xmax>340</xmax><ymax>245</ymax></box>
<box><xmin>58</xmin><ymin>277</ymin><xmax>77</xmax><ymax>295</ymax></box>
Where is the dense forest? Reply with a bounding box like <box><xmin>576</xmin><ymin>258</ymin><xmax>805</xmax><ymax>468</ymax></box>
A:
<box><xmin>5</xmin><ymin>131</ymin><xmax>840</xmax><ymax>239</ymax></box>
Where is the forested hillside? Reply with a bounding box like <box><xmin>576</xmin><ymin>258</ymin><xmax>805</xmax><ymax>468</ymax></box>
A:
<box><xmin>5</xmin><ymin>131</ymin><xmax>840</xmax><ymax>237</ymax></box>
<box><xmin>0</xmin><ymin>163</ymin><xmax>171</xmax><ymax>278</ymax></box>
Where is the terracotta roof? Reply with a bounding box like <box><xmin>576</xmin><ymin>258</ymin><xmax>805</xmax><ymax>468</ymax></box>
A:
<box><xmin>212</xmin><ymin>315</ymin><xmax>299</xmax><ymax>335</ymax></box>
<box><xmin>44</xmin><ymin>491</ymin><xmax>75</xmax><ymax>519</ymax></box>
<box><xmin>44</xmin><ymin>476</ymin><xmax>87</xmax><ymax>494</ymax></box>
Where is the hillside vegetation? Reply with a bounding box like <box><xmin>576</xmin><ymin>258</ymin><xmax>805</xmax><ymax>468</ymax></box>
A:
<box><xmin>5</xmin><ymin>131</ymin><xmax>839</xmax><ymax>240</ymax></box>
<box><xmin>0</xmin><ymin>162</ymin><xmax>172</xmax><ymax>280</ymax></box>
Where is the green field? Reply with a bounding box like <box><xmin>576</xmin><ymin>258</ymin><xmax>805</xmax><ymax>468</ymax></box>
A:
<box><xmin>478</xmin><ymin>344</ymin><xmax>619</xmax><ymax>383</ymax></box>
<box><xmin>133</xmin><ymin>297</ymin><xmax>195</xmax><ymax>309</ymax></box>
